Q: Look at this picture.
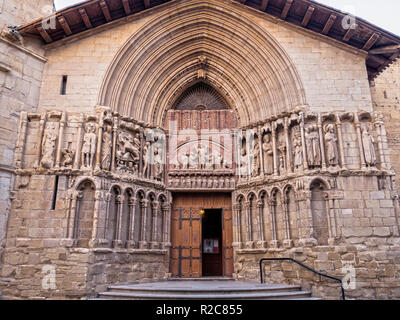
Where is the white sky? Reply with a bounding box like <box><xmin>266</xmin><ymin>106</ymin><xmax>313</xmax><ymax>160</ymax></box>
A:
<box><xmin>53</xmin><ymin>0</ymin><xmax>400</xmax><ymax>36</ymax></box>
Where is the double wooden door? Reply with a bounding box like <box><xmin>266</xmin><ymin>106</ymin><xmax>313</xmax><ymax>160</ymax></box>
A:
<box><xmin>170</xmin><ymin>193</ymin><xmax>233</xmax><ymax>278</ymax></box>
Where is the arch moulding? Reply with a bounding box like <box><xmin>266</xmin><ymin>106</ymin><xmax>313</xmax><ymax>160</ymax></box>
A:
<box><xmin>98</xmin><ymin>0</ymin><xmax>307</xmax><ymax>127</ymax></box>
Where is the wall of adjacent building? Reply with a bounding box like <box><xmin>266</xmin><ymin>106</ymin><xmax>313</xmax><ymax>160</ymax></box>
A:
<box><xmin>0</xmin><ymin>0</ymin><xmax>53</xmax><ymax>275</ymax></box>
<box><xmin>371</xmin><ymin>60</ymin><xmax>400</xmax><ymax>185</ymax></box>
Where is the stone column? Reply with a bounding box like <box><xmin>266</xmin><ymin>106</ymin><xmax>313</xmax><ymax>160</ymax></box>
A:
<box><xmin>335</xmin><ymin>113</ymin><xmax>347</xmax><ymax>170</ymax></box>
<box><xmin>103</xmin><ymin>192</ymin><xmax>112</xmax><ymax>241</ymax></box>
<box><xmin>150</xmin><ymin>201</ymin><xmax>160</xmax><ymax>249</ymax></box>
<box><xmin>14</xmin><ymin>111</ymin><xmax>28</xmax><ymax>169</ymax></box>
<box><xmin>94</xmin><ymin>112</ymin><xmax>105</xmax><ymax>171</ymax></box>
<box><xmin>162</xmin><ymin>203</ymin><xmax>172</xmax><ymax>249</ymax></box>
<box><xmin>374</xmin><ymin>114</ymin><xmax>388</xmax><ymax>170</ymax></box>
<box><xmin>33</xmin><ymin>113</ymin><xmax>47</xmax><ymax>168</ymax></box>
<box><xmin>110</xmin><ymin>116</ymin><xmax>119</xmax><ymax>172</ymax></box>
<box><xmin>282</xmin><ymin>198</ymin><xmax>293</xmax><ymax>248</ymax></box>
<box><xmin>256</xmin><ymin>200</ymin><xmax>267</xmax><ymax>248</ymax></box>
<box><xmin>299</xmin><ymin>112</ymin><xmax>309</xmax><ymax>171</ymax></box>
<box><xmin>258</xmin><ymin>126</ymin><xmax>265</xmax><ymax>178</ymax></box>
<box><xmin>244</xmin><ymin>201</ymin><xmax>253</xmax><ymax>248</ymax></box>
<box><xmin>90</xmin><ymin>190</ymin><xmax>103</xmax><ymax>247</ymax></box>
<box><xmin>55</xmin><ymin>113</ymin><xmax>67</xmax><ymax>168</ymax></box>
<box><xmin>113</xmin><ymin>195</ymin><xmax>125</xmax><ymax>248</ymax></box>
<box><xmin>268</xmin><ymin>199</ymin><xmax>279</xmax><ymax>248</ymax></box>
<box><xmin>73</xmin><ymin>114</ymin><xmax>84</xmax><ymax>170</ymax></box>
<box><xmin>232</xmin><ymin>203</ymin><xmax>243</xmax><ymax>249</ymax></box>
<box><xmin>139</xmin><ymin>199</ymin><xmax>149</xmax><ymax>249</ymax></box>
<box><xmin>127</xmin><ymin>197</ymin><xmax>137</xmax><ymax>249</ymax></box>
<box><xmin>284</xmin><ymin>117</ymin><xmax>293</xmax><ymax>174</ymax></box>
<box><xmin>68</xmin><ymin>191</ymin><xmax>83</xmax><ymax>243</ymax></box>
<box><xmin>317</xmin><ymin>114</ymin><xmax>327</xmax><ymax>170</ymax></box>
<box><xmin>354</xmin><ymin>113</ymin><xmax>367</xmax><ymax>170</ymax></box>
<box><xmin>325</xmin><ymin>195</ymin><xmax>337</xmax><ymax>245</ymax></box>
<box><xmin>272</xmin><ymin>122</ymin><xmax>279</xmax><ymax>176</ymax></box>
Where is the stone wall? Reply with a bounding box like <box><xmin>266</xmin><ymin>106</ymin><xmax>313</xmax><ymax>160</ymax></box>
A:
<box><xmin>234</xmin><ymin>173</ymin><xmax>400</xmax><ymax>300</ymax></box>
<box><xmin>371</xmin><ymin>60</ymin><xmax>400</xmax><ymax>186</ymax></box>
<box><xmin>0</xmin><ymin>0</ymin><xmax>52</xmax><ymax>276</ymax></box>
<box><xmin>37</xmin><ymin>0</ymin><xmax>372</xmax><ymax>117</ymax></box>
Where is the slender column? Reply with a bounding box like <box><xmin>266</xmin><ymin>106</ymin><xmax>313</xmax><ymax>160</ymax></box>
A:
<box><xmin>354</xmin><ymin>113</ymin><xmax>367</xmax><ymax>170</ymax></box>
<box><xmin>114</xmin><ymin>195</ymin><xmax>124</xmax><ymax>248</ymax></box>
<box><xmin>335</xmin><ymin>113</ymin><xmax>347</xmax><ymax>170</ymax></box>
<box><xmin>95</xmin><ymin>112</ymin><xmax>105</xmax><ymax>171</ymax></box>
<box><xmin>103</xmin><ymin>192</ymin><xmax>112</xmax><ymax>240</ymax></box>
<box><xmin>150</xmin><ymin>201</ymin><xmax>160</xmax><ymax>249</ymax></box>
<box><xmin>127</xmin><ymin>197</ymin><xmax>137</xmax><ymax>248</ymax></box>
<box><xmin>282</xmin><ymin>198</ymin><xmax>293</xmax><ymax>248</ymax></box>
<box><xmin>244</xmin><ymin>201</ymin><xmax>253</xmax><ymax>248</ymax></box>
<box><xmin>73</xmin><ymin>114</ymin><xmax>84</xmax><ymax>170</ymax></box>
<box><xmin>65</xmin><ymin>190</ymin><xmax>74</xmax><ymax>239</ymax></box>
<box><xmin>256</xmin><ymin>200</ymin><xmax>267</xmax><ymax>248</ymax></box>
<box><xmin>324</xmin><ymin>195</ymin><xmax>335</xmax><ymax>245</ymax></box>
<box><xmin>317</xmin><ymin>114</ymin><xmax>327</xmax><ymax>170</ymax></box>
<box><xmin>14</xmin><ymin>112</ymin><xmax>28</xmax><ymax>169</ymax></box>
<box><xmin>110</xmin><ymin>116</ymin><xmax>119</xmax><ymax>172</ymax></box>
<box><xmin>33</xmin><ymin>113</ymin><xmax>47</xmax><ymax>168</ymax></box>
<box><xmin>268</xmin><ymin>199</ymin><xmax>279</xmax><ymax>248</ymax></box>
<box><xmin>284</xmin><ymin>117</ymin><xmax>293</xmax><ymax>174</ymax></box>
<box><xmin>299</xmin><ymin>112</ymin><xmax>309</xmax><ymax>171</ymax></box>
<box><xmin>379</xmin><ymin>116</ymin><xmax>390</xmax><ymax>170</ymax></box>
<box><xmin>139</xmin><ymin>199</ymin><xmax>149</xmax><ymax>249</ymax></box>
<box><xmin>55</xmin><ymin>113</ymin><xmax>67</xmax><ymax>168</ymax></box>
<box><xmin>90</xmin><ymin>190</ymin><xmax>103</xmax><ymax>246</ymax></box>
<box><xmin>374</xmin><ymin>114</ymin><xmax>388</xmax><ymax>170</ymax></box>
<box><xmin>258</xmin><ymin>127</ymin><xmax>265</xmax><ymax>178</ymax></box>
<box><xmin>162</xmin><ymin>203</ymin><xmax>172</xmax><ymax>249</ymax></box>
<box><xmin>233</xmin><ymin>203</ymin><xmax>242</xmax><ymax>248</ymax></box>
<box><xmin>272</xmin><ymin>122</ymin><xmax>279</xmax><ymax>176</ymax></box>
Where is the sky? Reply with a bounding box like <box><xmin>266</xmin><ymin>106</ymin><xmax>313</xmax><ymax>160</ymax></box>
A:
<box><xmin>53</xmin><ymin>0</ymin><xmax>400</xmax><ymax>36</ymax></box>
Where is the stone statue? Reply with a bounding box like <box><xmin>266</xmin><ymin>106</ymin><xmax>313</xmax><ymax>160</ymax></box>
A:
<box><xmin>81</xmin><ymin>123</ymin><xmax>97</xmax><ymax>169</ymax></box>
<box><xmin>362</xmin><ymin>124</ymin><xmax>377</xmax><ymax>167</ymax></box>
<box><xmin>324</xmin><ymin>123</ymin><xmax>339</xmax><ymax>167</ymax></box>
<box><xmin>41</xmin><ymin>124</ymin><xmax>58</xmax><ymax>169</ymax></box>
<box><xmin>154</xmin><ymin>147</ymin><xmax>164</xmax><ymax>181</ymax></box>
<box><xmin>305</xmin><ymin>124</ymin><xmax>321</xmax><ymax>168</ymax></box>
<box><xmin>189</xmin><ymin>146</ymin><xmax>199</xmax><ymax>169</ymax></box>
<box><xmin>262</xmin><ymin>134</ymin><xmax>273</xmax><ymax>175</ymax></box>
<box><xmin>62</xmin><ymin>143</ymin><xmax>75</xmax><ymax>168</ymax></box>
<box><xmin>179</xmin><ymin>150</ymin><xmax>190</xmax><ymax>169</ymax></box>
<box><xmin>101</xmin><ymin>125</ymin><xmax>112</xmax><ymax>170</ymax></box>
<box><xmin>293</xmin><ymin>130</ymin><xmax>303</xmax><ymax>171</ymax></box>
<box><xmin>239</xmin><ymin>139</ymin><xmax>248</xmax><ymax>178</ymax></box>
<box><xmin>278</xmin><ymin>143</ymin><xmax>286</xmax><ymax>174</ymax></box>
<box><xmin>143</xmin><ymin>141</ymin><xmax>151</xmax><ymax>179</ymax></box>
<box><xmin>198</xmin><ymin>144</ymin><xmax>208</xmax><ymax>169</ymax></box>
<box><xmin>252</xmin><ymin>137</ymin><xmax>260</xmax><ymax>177</ymax></box>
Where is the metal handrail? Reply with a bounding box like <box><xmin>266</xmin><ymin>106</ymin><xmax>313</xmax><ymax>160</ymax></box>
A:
<box><xmin>259</xmin><ymin>258</ymin><xmax>345</xmax><ymax>300</ymax></box>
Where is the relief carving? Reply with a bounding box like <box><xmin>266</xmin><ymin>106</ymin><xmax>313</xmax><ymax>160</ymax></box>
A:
<box><xmin>293</xmin><ymin>129</ymin><xmax>303</xmax><ymax>172</ymax></box>
<box><xmin>324</xmin><ymin>123</ymin><xmax>339</xmax><ymax>168</ymax></box>
<box><xmin>81</xmin><ymin>123</ymin><xmax>97</xmax><ymax>169</ymax></box>
<box><xmin>116</xmin><ymin>132</ymin><xmax>141</xmax><ymax>175</ymax></box>
<box><xmin>262</xmin><ymin>134</ymin><xmax>273</xmax><ymax>175</ymax></box>
<box><xmin>305</xmin><ymin>124</ymin><xmax>321</xmax><ymax>168</ymax></box>
<box><xmin>40</xmin><ymin>124</ymin><xmax>58</xmax><ymax>169</ymax></box>
<box><xmin>101</xmin><ymin>125</ymin><xmax>112</xmax><ymax>171</ymax></box>
<box><xmin>361</xmin><ymin>124</ymin><xmax>377</xmax><ymax>168</ymax></box>
<box><xmin>62</xmin><ymin>142</ymin><xmax>75</xmax><ymax>168</ymax></box>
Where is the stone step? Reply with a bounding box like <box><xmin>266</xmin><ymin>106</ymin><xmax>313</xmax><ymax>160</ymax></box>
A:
<box><xmin>97</xmin><ymin>280</ymin><xmax>319</xmax><ymax>300</ymax></box>
<box><xmin>97</xmin><ymin>290</ymin><xmax>314</xmax><ymax>300</ymax></box>
<box><xmin>107</xmin><ymin>283</ymin><xmax>303</xmax><ymax>295</ymax></box>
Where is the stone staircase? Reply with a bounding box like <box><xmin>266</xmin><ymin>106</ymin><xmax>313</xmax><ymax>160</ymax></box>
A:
<box><xmin>97</xmin><ymin>278</ymin><xmax>320</xmax><ymax>300</ymax></box>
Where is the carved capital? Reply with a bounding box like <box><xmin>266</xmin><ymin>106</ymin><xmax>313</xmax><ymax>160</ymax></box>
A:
<box><xmin>116</xmin><ymin>195</ymin><xmax>124</xmax><ymax>204</ymax></box>
<box><xmin>256</xmin><ymin>200</ymin><xmax>264</xmax><ymax>208</ymax></box>
<box><xmin>95</xmin><ymin>191</ymin><xmax>103</xmax><ymax>201</ymax></box>
<box><xmin>141</xmin><ymin>199</ymin><xmax>149</xmax><ymax>208</ymax></box>
<box><xmin>128</xmin><ymin>197</ymin><xmax>137</xmax><ymax>206</ymax></box>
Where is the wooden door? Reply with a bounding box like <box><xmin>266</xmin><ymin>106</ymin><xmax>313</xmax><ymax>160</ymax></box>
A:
<box><xmin>170</xmin><ymin>193</ymin><xmax>233</xmax><ymax>278</ymax></box>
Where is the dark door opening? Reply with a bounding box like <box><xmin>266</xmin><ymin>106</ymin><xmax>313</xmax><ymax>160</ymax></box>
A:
<box><xmin>202</xmin><ymin>209</ymin><xmax>223</xmax><ymax>277</ymax></box>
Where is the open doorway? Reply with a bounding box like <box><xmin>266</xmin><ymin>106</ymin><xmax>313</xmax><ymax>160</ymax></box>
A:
<box><xmin>202</xmin><ymin>209</ymin><xmax>223</xmax><ymax>277</ymax></box>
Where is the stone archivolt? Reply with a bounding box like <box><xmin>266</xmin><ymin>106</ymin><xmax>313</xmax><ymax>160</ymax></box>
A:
<box><xmin>98</xmin><ymin>0</ymin><xmax>306</xmax><ymax>127</ymax></box>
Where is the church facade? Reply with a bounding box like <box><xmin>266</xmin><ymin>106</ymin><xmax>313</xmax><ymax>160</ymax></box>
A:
<box><xmin>1</xmin><ymin>0</ymin><xmax>400</xmax><ymax>299</ymax></box>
